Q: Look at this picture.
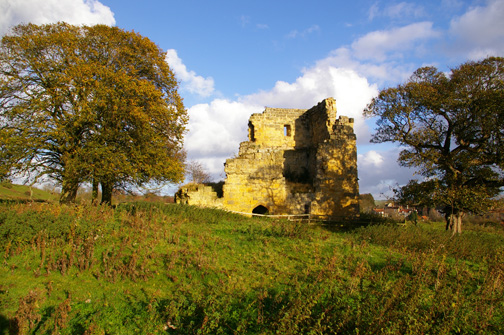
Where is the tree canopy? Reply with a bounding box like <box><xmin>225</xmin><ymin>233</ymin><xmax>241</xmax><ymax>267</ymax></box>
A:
<box><xmin>364</xmin><ymin>57</ymin><xmax>504</xmax><ymax>233</ymax></box>
<box><xmin>0</xmin><ymin>23</ymin><xmax>187</xmax><ymax>204</ymax></box>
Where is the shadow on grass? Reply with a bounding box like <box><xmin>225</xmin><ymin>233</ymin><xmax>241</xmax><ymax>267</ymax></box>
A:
<box><xmin>0</xmin><ymin>314</ymin><xmax>10</xmax><ymax>335</ymax></box>
<box><xmin>317</xmin><ymin>213</ymin><xmax>398</xmax><ymax>233</ymax></box>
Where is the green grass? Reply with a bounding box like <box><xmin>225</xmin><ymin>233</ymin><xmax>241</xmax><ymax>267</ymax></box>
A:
<box><xmin>0</xmin><ymin>202</ymin><xmax>503</xmax><ymax>334</ymax></box>
<box><xmin>0</xmin><ymin>182</ymin><xmax>57</xmax><ymax>202</ymax></box>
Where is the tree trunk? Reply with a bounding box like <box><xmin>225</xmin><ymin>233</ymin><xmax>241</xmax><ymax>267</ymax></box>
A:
<box><xmin>60</xmin><ymin>180</ymin><xmax>79</xmax><ymax>204</ymax></box>
<box><xmin>91</xmin><ymin>178</ymin><xmax>99</xmax><ymax>205</ymax></box>
<box><xmin>445</xmin><ymin>213</ymin><xmax>454</xmax><ymax>231</ymax></box>
<box><xmin>445</xmin><ymin>211</ymin><xmax>463</xmax><ymax>235</ymax></box>
<box><xmin>100</xmin><ymin>180</ymin><xmax>113</xmax><ymax>206</ymax></box>
<box><xmin>453</xmin><ymin>212</ymin><xmax>463</xmax><ymax>235</ymax></box>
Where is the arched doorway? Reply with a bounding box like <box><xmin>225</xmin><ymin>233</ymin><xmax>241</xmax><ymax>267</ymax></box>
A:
<box><xmin>252</xmin><ymin>205</ymin><xmax>269</xmax><ymax>215</ymax></box>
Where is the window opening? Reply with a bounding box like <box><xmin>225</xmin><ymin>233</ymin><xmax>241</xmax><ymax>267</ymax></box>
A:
<box><xmin>249</xmin><ymin>122</ymin><xmax>255</xmax><ymax>142</ymax></box>
<box><xmin>284</xmin><ymin>124</ymin><xmax>291</xmax><ymax>136</ymax></box>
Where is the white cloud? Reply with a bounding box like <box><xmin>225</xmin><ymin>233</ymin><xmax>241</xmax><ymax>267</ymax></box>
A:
<box><xmin>320</xmin><ymin>1</ymin><xmax>504</xmax><ymax>84</ymax></box>
<box><xmin>369</xmin><ymin>2</ymin><xmax>425</xmax><ymax>21</ymax></box>
<box><xmin>183</xmin><ymin>99</ymin><xmax>263</xmax><ymax>179</ymax></box>
<box><xmin>165</xmin><ymin>49</ymin><xmax>215</xmax><ymax>98</ymax></box>
<box><xmin>441</xmin><ymin>0</ymin><xmax>465</xmax><ymax>10</ymax></box>
<box><xmin>0</xmin><ymin>0</ymin><xmax>115</xmax><ymax>35</ymax></box>
<box><xmin>316</xmin><ymin>47</ymin><xmax>415</xmax><ymax>87</ymax></box>
<box><xmin>184</xmin><ymin>99</ymin><xmax>262</xmax><ymax>159</ymax></box>
<box><xmin>383</xmin><ymin>2</ymin><xmax>425</xmax><ymax>19</ymax></box>
<box><xmin>449</xmin><ymin>0</ymin><xmax>504</xmax><ymax>59</ymax></box>
<box><xmin>358</xmin><ymin>147</ymin><xmax>416</xmax><ymax>198</ymax></box>
<box><xmin>286</xmin><ymin>25</ymin><xmax>320</xmax><ymax>39</ymax></box>
<box><xmin>351</xmin><ymin>22</ymin><xmax>440</xmax><ymax>61</ymax></box>
<box><xmin>368</xmin><ymin>2</ymin><xmax>380</xmax><ymax>21</ymax></box>
<box><xmin>240</xmin><ymin>15</ymin><xmax>250</xmax><ymax>27</ymax></box>
<box><xmin>359</xmin><ymin>150</ymin><xmax>384</xmax><ymax>168</ymax></box>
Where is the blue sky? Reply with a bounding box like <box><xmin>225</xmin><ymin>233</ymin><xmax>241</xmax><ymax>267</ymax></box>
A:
<box><xmin>2</xmin><ymin>0</ymin><xmax>504</xmax><ymax>198</ymax></box>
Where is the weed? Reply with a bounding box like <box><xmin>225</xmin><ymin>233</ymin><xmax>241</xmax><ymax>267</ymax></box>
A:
<box><xmin>11</xmin><ymin>289</ymin><xmax>44</xmax><ymax>334</ymax></box>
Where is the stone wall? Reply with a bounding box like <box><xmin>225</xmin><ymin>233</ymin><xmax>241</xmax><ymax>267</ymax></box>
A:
<box><xmin>176</xmin><ymin>98</ymin><xmax>360</xmax><ymax>219</ymax></box>
<box><xmin>174</xmin><ymin>183</ymin><xmax>221</xmax><ymax>207</ymax></box>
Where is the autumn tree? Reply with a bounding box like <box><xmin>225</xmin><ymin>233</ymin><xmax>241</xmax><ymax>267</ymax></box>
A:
<box><xmin>365</xmin><ymin>57</ymin><xmax>504</xmax><ymax>234</ymax></box>
<box><xmin>0</xmin><ymin>23</ymin><xmax>187</xmax><ymax>204</ymax></box>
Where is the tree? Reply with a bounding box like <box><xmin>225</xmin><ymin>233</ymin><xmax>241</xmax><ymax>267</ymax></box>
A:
<box><xmin>364</xmin><ymin>57</ymin><xmax>504</xmax><ymax>234</ymax></box>
<box><xmin>185</xmin><ymin>160</ymin><xmax>212</xmax><ymax>184</ymax></box>
<box><xmin>0</xmin><ymin>23</ymin><xmax>187</xmax><ymax>204</ymax></box>
<box><xmin>359</xmin><ymin>193</ymin><xmax>376</xmax><ymax>213</ymax></box>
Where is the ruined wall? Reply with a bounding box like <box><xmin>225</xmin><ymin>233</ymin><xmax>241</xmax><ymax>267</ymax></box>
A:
<box><xmin>311</xmin><ymin>115</ymin><xmax>360</xmax><ymax>218</ymax></box>
<box><xmin>176</xmin><ymin>98</ymin><xmax>360</xmax><ymax>219</ymax></box>
<box><xmin>174</xmin><ymin>183</ymin><xmax>221</xmax><ymax>207</ymax></box>
<box><xmin>221</xmin><ymin>107</ymin><xmax>311</xmax><ymax>214</ymax></box>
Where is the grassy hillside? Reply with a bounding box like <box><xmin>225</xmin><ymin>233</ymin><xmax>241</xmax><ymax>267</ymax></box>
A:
<box><xmin>0</xmin><ymin>202</ymin><xmax>503</xmax><ymax>334</ymax></box>
<box><xmin>0</xmin><ymin>182</ymin><xmax>58</xmax><ymax>202</ymax></box>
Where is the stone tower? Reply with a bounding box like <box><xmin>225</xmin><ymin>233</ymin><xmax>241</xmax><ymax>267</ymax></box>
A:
<box><xmin>175</xmin><ymin>98</ymin><xmax>360</xmax><ymax>220</ymax></box>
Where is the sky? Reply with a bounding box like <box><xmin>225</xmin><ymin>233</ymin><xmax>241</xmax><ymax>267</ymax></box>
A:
<box><xmin>1</xmin><ymin>0</ymin><xmax>504</xmax><ymax>198</ymax></box>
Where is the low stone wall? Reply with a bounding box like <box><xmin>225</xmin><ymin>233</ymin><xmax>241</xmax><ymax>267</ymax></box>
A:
<box><xmin>174</xmin><ymin>183</ymin><xmax>222</xmax><ymax>208</ymax></box>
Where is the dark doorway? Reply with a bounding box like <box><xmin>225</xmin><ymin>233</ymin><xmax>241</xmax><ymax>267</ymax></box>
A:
<box><xmin>252</xmin><ymin>205</ymin><xmax>269</xmax><ymax>215</ymax></box>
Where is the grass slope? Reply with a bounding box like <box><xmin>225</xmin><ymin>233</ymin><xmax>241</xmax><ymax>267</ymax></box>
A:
<box><xmin>0</xmin><ymin>183</ymin><xmax>57</xmax><ymax>202</ymax></box>
<box><xmin>0</xmin><ymin>202</ymin><xmax>503</xmax><ymax>334</ymax></box>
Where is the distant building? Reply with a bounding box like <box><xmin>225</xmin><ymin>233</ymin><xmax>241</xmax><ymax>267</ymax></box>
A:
<box><xmin>373</xmin><ymin>202</ymin><xmax>417</xmax><ymax>218</ymax></box>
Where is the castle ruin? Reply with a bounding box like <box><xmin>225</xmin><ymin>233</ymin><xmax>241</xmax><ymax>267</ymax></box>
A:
<box><xmin>175</xmin><ymin>98</ymin><xmax>359</xmax><ymax>220</ymax></box>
